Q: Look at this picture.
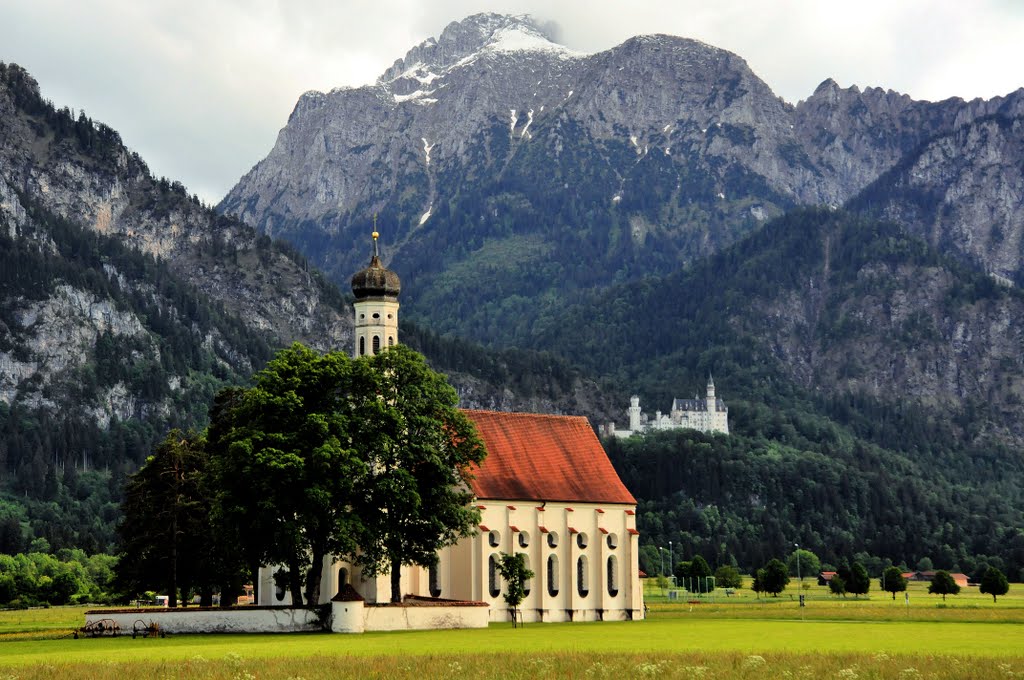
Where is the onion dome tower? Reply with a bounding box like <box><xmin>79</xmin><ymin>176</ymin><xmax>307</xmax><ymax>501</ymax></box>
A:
<box><xmin>350</xmin><ymin>227</ymin><xmax>400</xmax><ymax>357</ymax></box>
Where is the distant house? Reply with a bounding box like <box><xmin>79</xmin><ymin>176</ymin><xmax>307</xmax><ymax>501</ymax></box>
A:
<box><xmin>907</xmin><ymin>571</ymin><xmax>970</xmax><ymax>587</ymax></box>
<box><xmin>817</xmin><ymin>571</ymin><xmax>837</xmax><ymax>586</ymax></box>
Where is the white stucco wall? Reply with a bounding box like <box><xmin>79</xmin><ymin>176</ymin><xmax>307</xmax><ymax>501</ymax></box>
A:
<box><xmin>84</xmin><ymin>607</ymin><xmax>320</xmax><ymax>634</ymax></box>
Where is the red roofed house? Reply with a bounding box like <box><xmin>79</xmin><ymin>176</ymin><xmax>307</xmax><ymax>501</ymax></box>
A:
<box><xmin>256</xmin><ymin>237</ymin><xmax>643</xmax><ymax>624</ymax></box>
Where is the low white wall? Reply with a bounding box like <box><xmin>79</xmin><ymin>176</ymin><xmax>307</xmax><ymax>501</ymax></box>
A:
<box><xmin>85</xmin><ymin>607</ymin><xmax>320</xmax><ymax>635</ymax></box>
<box><xmin>363</xmin><ymin>603</ymin><xmax>489</xmax><ymax>631</ymax></box>
<box><xmin>86</xmin><ymin>603</ymin><xmax>488</xmax><ymax>634</ymax></box>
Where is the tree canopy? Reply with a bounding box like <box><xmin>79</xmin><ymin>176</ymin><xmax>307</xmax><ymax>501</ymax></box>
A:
<box><xmin>979</xmin><ymin>567</ymin><xmax>1009</xmax><ymax>603</ymax></box>
<box><xmin>881</xmin><ymin>566</ymin><xmax>908</xmax><ymax>600</ymax></box>
<box><xmin>352</xmin><ymin>345</ymin><xmax>487</xmax><ymax>603</ymax></box>
<box><xmin>496</xmin><ymin>552</ymin><xmax>535</xmax><ymax>627</ymax></box>
<box><xmin>928</xmin><ymin>570</ymin><xmax>961</xmax><ymax>601</ymax></box>
<box><xmin>760</xmin><ymin>558</ymin><xmax>790</xmax><ymax>597</ymax></box>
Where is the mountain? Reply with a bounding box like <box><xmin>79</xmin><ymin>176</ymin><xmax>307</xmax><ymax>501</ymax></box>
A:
<box><xmin>0</xmin><ymin>62</ymin><xmax>608</xmax><ymax>553</ymax></box>
<box><xmin>221</xmin><ymin>13</ymin><xmax>1024</xmax><ymax>345</ymax></box>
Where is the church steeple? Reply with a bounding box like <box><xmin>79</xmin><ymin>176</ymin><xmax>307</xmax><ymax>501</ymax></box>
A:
<box><xmin>351</xmin><ymin>226</ymin><xmax>400</xmax><ymax>357</ymax></box>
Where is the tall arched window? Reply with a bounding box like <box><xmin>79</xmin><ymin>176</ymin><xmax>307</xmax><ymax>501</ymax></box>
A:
<box><xmin>372</xmin><ymin>335</ymin><xmax>381</xmax><ymax>354</ymax></box>
<box><xmin>607</xmin><ymin>555</ymin><xmax>619</xmax><ymax>597</ymax></box>
<box><xmin>274</xmin><ymin>569</ymin><xmax>286</xmax><ymax>602</ymax></box>
<box><xmin>359</xmin><ymin>337</ymin><xmax>365</xmax><ymax>356</ymax></box>
<box><xmin>388</xmin><ymin>336</ymin><xmax>394</xmax><ymax>347</ymax></box>
<box><xmin>429</xmin><ymin>563</ymin><xmax>441</xmax><ymax>598</ymax></box>
<box><xmin>577</xmin><ymin>556</ymin><xmax>589</xmax><ymax>597</ymax></box>
<box><xmin>488</xmin><ymin>553</ymin><xmax>501</xmax><ymax>598</ymax></box>
<box><xmin>521</xmin><ymin>554</ymin><xmax>532</xmax><ymax>597</ymax></box>
<box><xmin>547</xmin><ymin>554</ymin><xmax>559</xmax><ymax>596</ymax></box>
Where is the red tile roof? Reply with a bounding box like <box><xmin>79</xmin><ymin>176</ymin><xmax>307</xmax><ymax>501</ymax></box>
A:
<box><xmin>462</xmin><ymin>410</ymin><xmax>637</xmax><ymax>505</ymax></box>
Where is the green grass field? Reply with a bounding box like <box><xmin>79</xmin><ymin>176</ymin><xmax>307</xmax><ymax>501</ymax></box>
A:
<box><xmin>1</xmin><ymin>581</ymin><xmax>1022</xmax><ymax>679</ymax></box>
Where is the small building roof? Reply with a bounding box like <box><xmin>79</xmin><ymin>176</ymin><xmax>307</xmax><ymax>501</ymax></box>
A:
<box><xmin>462</xmin><ymin>410</ymin><xmax>636</xmax><ymax>505</ymax></box>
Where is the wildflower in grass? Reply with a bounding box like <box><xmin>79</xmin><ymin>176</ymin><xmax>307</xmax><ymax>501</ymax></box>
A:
<box><xmin>997</xmin><ymin>663</ymin><xmax>1016</xmax><ymax>678</ymax></box>
<box><xmin>634</xmin><ymin>661</ymin><xmax>665</xmax><ymax>677</ymax></box>
<box><xmin>898</xmin><ymin>668</ymin><xmax>920</xmax><ymax>679</ymax></box>
<box><xmin>224</xmin><ymin>652</ymin><xmax>244</xmax><ymax>666</ymax></box>
<box><xmin>585</xmin><ymin>661</ymin><xmax>610</xmax><ymax>677</ymax></box>
<box><xmin>742</xmin><ymin>655</ymin><xmax>766</xmax><ymax>670</ymax></box>
<box><xmin>448</xmin><ymin>661</ymin><xmax>463</xmax><ymax>673</ymax></box>
<box><xmin>681</xmin><ymin>665</ymin><xmax>710</xmax><ymax>677</ymax></box>
<box><xmin>837</xmin><ymin>667</ymin><xmax>859</xmax><ymax>679</ymax></box>
<box><xmin>873</xmin><ymin>653</ymin><xmax>890</xmax><ymax>662</ymax></box>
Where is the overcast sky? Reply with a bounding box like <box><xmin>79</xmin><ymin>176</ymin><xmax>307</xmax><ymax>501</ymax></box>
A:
<box><xmin>2</xmin><ymin>0</ymin><xmax>1022</xmax><ymax>204</ymax></box>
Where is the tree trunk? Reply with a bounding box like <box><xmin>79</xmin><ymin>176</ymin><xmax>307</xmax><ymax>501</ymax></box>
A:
<box><xmin>305</xmin><ymin>550</ymin><xmax>324</xmax><ymax>606</ymax></box>
<box><xmin>391</xmin><ymin>555</ymin><xmax>402</xmax><ymax>603</ymax></box>
<box><xmin>288</xmin><ymin>557</ymin><xmax>304</xmax><ymax>606</ymax></box>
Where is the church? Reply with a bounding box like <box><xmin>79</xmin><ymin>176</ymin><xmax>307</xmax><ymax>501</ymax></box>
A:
<box><xmin>256</xmin><ymin>233</ymin><xmax>644</xmax><ymax>623</ymax></box>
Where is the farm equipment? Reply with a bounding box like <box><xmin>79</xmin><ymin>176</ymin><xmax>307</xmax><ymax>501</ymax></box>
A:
<box><xmin>132</xmin><ymin>619</ymin><xmax>165</xmax><ymax>638</ymax></box>
<box><xmin>75</xmin><ymin>618</ymin><xmax>120</xmax><ymax>638</ymax></box>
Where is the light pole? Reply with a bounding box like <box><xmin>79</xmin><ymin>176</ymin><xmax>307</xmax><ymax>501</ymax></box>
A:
<box><xmin>668</xmin><ymin>541</ymin><xmax>674</xmax><ymax>587</ymax></box>
<box><xmin>794</xmin><ymin>543</ymin><xmax>801</xmax><ymax>586</ymax></box>
<box><xmin>659</xmin><ymin>548</ymin><xmax>664</xmax><ymax>577</ymax></box>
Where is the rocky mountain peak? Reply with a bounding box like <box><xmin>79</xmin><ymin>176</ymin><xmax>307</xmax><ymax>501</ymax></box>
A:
<box><xmin>380</xmin><ymin>13</ymin><xmax>577</xmax><ymax>85</ymax></box>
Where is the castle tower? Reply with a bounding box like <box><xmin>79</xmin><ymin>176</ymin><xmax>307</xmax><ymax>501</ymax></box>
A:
<box><xmin>628</xmin><ymin>395</ymin><xmax>642</xmax><ymax>432</ymax></box>
<box><xmin>706</xmin><ymin>374</ymin><xmax>716</xmax><ymax>401</ymax></box>
<box><xmin>350</xmin><ymin>229</ymin><xmax>400</xmax><ymax>357</ymax></box>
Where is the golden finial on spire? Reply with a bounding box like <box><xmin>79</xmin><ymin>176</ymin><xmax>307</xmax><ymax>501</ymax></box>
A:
<box><xmin>372</xmin><ymin>214</ymin><xmax>380</xmax><ymax>257</ymax></box>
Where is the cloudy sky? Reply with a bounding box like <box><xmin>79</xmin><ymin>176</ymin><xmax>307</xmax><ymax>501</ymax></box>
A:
<box><xmin>2</xmin><ymin>0</ymin><xmax>1022</xmax><ymax>204</ymax></box>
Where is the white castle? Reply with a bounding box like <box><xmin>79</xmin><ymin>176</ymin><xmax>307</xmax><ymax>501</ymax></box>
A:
<box><xmin>608</xmin><ymin>376</ymin><xmax>729</xmax><ymax>438</ymax></box>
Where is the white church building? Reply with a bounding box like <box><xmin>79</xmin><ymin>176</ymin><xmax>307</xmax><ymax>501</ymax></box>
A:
<box><xmin>607</xmin><ymin>378</ymin><xmax>729</xmax><ymax>438</ymax></box>
<box><xmin>256</xmin><ymin>232</ymin><xmax>644</xmax><ymax>623</ymax></box>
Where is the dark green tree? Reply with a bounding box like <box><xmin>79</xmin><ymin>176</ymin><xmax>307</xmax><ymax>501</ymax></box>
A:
<box><xmin>828</xmin><ymin>574</ymin><xmax>847</xmax><ymax>597</ymax></box>
<box><xmin>761</xmin><ymin>558</ymin><xmax>790</xmax><ymax>597</ymax></box>
<box><xmin>979</xmin><ymin>566</ymin><xmax>1009</xmax><ymax>603</ymax></box>
<box><xmin>496</xmin><ymin>552</ymin><xmax>534</xmax><ymax>627</ymax></box>
<box><xmin>210</xmin><ymin>344</ymin><xmax>369</xmax><ymax>606</ymax></box>
<box><xmin>682</xmin><ymin>555</ymin><xmax>714</xmax><ymax>592</ymax></box>
<box><xmin>928</xmin><ymin>570</ymin><xmax>960</xmax><ymax>601</ymax></box>
<box><xmin>354</xmin><ymin>345</ymin><xmax>487</xmax><ymax>603</ymax></box>
<box><xmin>847</xmin><ymin>562</ymin><xmax>871</xmax><ymax>598</ymax></box>
<box><xmin>880</xmin><ymin>566</ymin><xmax>908</xmax><ymax>600</ymax></box>
<box><xmin>115</xmin><ymin>430</ymin><xmax>208</xmax><ymax>607</ymax></box>
<box><xmin>751</xmin><ymin>568</ymin><xmax>767</xmax><ymax>598</ymax></box>
<box><xmin>714</xmin><ymin>565</ymin><xmax>743</xmax><ymax>590</ymax></box>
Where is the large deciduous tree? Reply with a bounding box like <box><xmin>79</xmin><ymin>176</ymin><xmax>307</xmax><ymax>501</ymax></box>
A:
<box><xmin>880</xmin><ymin>566</ymin><xmax>907</xmax><ymax>600</ymax></box>
<box><xmin>209</xmin><ymin>344</ymin><xmax>371</xmax><ymax>607</ymax></box>
<box><xmin>927</xmin><ymin>570</ymin><xmax>960</xmax><ymax>601</ymax></box>
<box><xmin>847</xmin><ymin>562</ymin><xmax>871</xmax><ymax>598</ymax></box>
<box><xmin>760</xmin><ymin>558</ymin><xmax>790</xmax><ymax>597</ymax></box>
<box><xmin>979</xmin><ymin>566</ymin><xmax>1009</xmax><ymax>602</ymax></box>
<box><xmin>354</xmin><ymin>345</ymin><xmax>487</xmax><ymax>603</ymax></box>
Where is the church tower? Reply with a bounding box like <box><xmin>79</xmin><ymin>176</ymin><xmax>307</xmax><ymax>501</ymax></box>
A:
<box><xmin>350</xmin><ymin>229</ymin><xmax>400</xmax><ymax>357</ymax></box>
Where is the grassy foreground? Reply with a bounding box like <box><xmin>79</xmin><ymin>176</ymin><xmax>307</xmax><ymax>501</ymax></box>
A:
<box><xmin>2</xmin><ymin>586</ymin><xmax>1023</xmax><ymax>679</ymax></box>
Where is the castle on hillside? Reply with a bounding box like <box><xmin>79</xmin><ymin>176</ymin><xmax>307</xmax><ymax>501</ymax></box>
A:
<box><xmin>605</xmin><ymin>377</ymin><xmax>729</xmax><ymax>438</ymax></box>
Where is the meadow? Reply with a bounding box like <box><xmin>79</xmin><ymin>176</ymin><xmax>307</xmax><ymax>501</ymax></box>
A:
<box><xmin>0</xmin><ymin>580</ymin><xmax>1021</xmax><ymax>678</ymax></box>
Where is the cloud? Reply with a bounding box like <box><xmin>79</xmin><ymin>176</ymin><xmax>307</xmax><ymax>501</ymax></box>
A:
<box><xmin>1</xmin><ymin>0</ymin><xmax>1021</xmax><ymax>204</ymax></box>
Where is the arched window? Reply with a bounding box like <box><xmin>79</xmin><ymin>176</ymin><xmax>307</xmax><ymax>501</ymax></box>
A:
<box><xmin>547</xmin><ymin>531</ymin><xmax>559</xmax><ymax>548</ymax></box>
<box><xmin>388</xmin><ymin>336</ymin><xmax>394</xmax><ymax>347</ymax></box>
<box><xmin>274</xmin><ymin>569</ymin><xmax>286</xmax><ymax>602</ymax></box>
<box><xmin>488</xmin><ymin>530</ymin><xmax>501</xmax><ymax>547</ymax></box>
<box><xmin>576</xmin><ymin>532</ymin><xmax>589</xmax><ymax>550</ymax></box>
<box><xmin>577</xmin><ymin>556</ymin><xmax>589</xmax><ymax>597</ymax></box>
<box><xmin>429</xmin><ymin>562</ymin><xmax>441</xmax><ymax>598</ymax></box>
<box><xmin>522</xmin><ymin>554</ymin><xmax>532</xmax><ymax>597</ymax></box>
<box><xmin>606</xmin><ymin>533</ymin><xmax>618</xmax><ymax>550</ymax></box>
<box><xmin>518</xmin><ymin>531</ymin><xmax>530</xmax><ymax>548</ymax></box>
<box><xmin>488</xmin><ymin>553</ymin><xmax>501</xmax><ymax>598</ymax></box>
<box><xmin>607</xmin><ymin>555</ymin><xmax>619</xmax><ymax>597</ymax></box>
<box><xmin>337</xmin><ymin>567</ymin><xmax>349</xmax><ymax>596</ymax></box>
<box><xmin>359</xmin><ymin>336</ymin><xmax>365</xmax><ymax>356</ymax></box>
<box><xmin>547</xmin><ymin>554</ymin><xmax>559</xmax><ymax>596</ymax></box>
<box><xmin>372</xmin><ymin>335</ymin><xmax>380</xmax><ymax>354</ymax></box>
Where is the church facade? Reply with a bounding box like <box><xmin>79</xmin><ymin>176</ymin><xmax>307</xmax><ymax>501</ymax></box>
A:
<box><xmin>606</xmin><ymin>378</ymin><xmax>729</xmax><ymax>438</ymax></box>
<box><xmin>256</xmin><ymin>232</ymin><xmax>644</xmax><ymax>623</ymax></box>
